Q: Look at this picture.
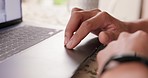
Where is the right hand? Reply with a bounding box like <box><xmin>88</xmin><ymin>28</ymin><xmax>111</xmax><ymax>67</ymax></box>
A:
<box><xmin>97</xmin><ymin>31</ymin><xmax>148</xmax><ymax>76</ymax></box>
<box><xmin>64</xmin><ymin>8</ymin><xmax>129</xmax><ymax>49</ymax></box>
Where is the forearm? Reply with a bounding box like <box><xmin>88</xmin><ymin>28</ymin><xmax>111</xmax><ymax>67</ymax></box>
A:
<box><xmin>125</xmin><ymin>19</ymin><xmax>148</xmax><ymax>33</ymax></box>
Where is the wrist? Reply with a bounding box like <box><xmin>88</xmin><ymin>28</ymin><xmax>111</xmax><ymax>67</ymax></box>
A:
<box><xmin>100</xmin><ymin>54</ymin><xmax>148</xmax><ymax>76</ymax></box>
<box><xmin>124</xmin><ymin>21</ymin><xmax>139</xmax><ymax>33</ymax></box>
<box><xmin>124</xmin><ymin>19</ymin><xmax>148</xmax><ymax>33</ymax></box>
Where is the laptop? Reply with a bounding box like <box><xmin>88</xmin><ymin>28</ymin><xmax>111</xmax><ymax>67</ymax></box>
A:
<box><xmin>0</xmin><ymin>0</ymin><xmax>101</xmax><ymax>78</ymax></box>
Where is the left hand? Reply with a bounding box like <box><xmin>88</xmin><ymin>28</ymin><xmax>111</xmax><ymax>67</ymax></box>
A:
<box><xmin>65</xmin><ymin>8</ymin><xmax>129</xmax><ymax>49</ymax></box>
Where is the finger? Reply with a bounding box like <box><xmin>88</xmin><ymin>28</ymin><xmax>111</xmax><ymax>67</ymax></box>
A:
<box><xmin>64</xmin><ymin>9</ymin><xmax>83</xmax><ymax>45</ymax></box>
<box><xmin>66</xmin><ymin>20</ymin><xmax>92</xmax><ymax>49</ymax></box>
<box><xmin>96</xmin><ymin>41</ymin><xmax>117</xmax><ymax>76</ymax></box>
<box><xmin>133</xmin><ymin>30</ymin><xmax>148</xmax><ymax>37</ymax></box>
<box><xmin>118</xmin><ymin>32</ymin><xmax>130</xmax><ymax>40</ymax></box>
<box><xmin>99</xmin><ymin>31</ymin><xmax>115</xmax><ymax>45</ymax></box>
<box><xmin>65</xmin><ymin>9</ymin><xmax>101</xmax><ymax>47</ymax></box>
<box><xmin>71</xmin><ymin>7</ymin><xmax>83</xmax><ymax>12</ymax></box>
<box><xmin>97</xmin><ymin>49</ymin><xmax>111</xmax><ymax>76</ymax></box>
<box><xmin>65</xmin><ymin>8</ymin><xmax>100</xmax><ymax>42</ymax></box>
<box><xmin>66</xmin><ymin>11</ymin><xmax>109</xmax><ymax>49</ymax></box>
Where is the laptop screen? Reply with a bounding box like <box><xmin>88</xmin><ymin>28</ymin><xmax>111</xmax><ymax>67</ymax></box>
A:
<box><xmin>0</xmin><ymin>0</ymin><xmax>22</xmax><ymax>24</ymax></box>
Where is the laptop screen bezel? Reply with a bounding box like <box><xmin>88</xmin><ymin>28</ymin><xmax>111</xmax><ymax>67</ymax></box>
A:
<box><xmin>0</xmin><ymin>0</ymin><xmax>22</xmax><ymax>28</ymax></box>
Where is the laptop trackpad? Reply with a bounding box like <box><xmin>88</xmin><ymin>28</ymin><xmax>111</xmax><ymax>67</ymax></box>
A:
<box><xmin>0</xmin><ymin>32</ymin><xmax>101</xmax><ymax>78</ymax></box>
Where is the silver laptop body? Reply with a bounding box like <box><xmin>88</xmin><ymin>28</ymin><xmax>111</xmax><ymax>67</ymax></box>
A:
<box><xmin>0</xmin><ymin>0</ymin><xmax>101</xmax><ymax>78</ymax></box>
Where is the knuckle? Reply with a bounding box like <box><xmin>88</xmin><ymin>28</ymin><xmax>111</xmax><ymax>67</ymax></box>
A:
<box><xmin>120</xmin><ymin>32</ymin><xmax>128</xmax><ymax>35</ymax></box>
<box><xmin>73</xmin><ymin>32</ymin><xmax>81</xmax><ymax>41</ymax></box>
<box><xmin>119</xmin><ymin>32</ymin><xmax>129</xmax><ymax>37</ymax></box>
<box><xmin>91</xmin><ymin>9</ymin><xmax>101</xmax><ymax>15</ymax></box>
<box><xmin>65</xmin><ymin>28</ymin><xmax>73</xmax><ymax>36</ymax></box>
<box><xmin>100</xmin><ymin>11</ymin><xmax>109</xmax><ymax>18</ymax></box>
<box><xmin>82</xmin><ymin>21</ymin><xmax>92</xmax><ymax>28</ymax></box>
<box><xmin>93</xmin><ymin>9</ymin><xmax>101</xmax><ymax>12</ymax></box>
<box><xmin>72</xmin><ymin>7</ymin><xmax>81</xmax><ymax>12</ymax></box>
<box><xmin>74</xmin><ymin>32</ymin><xmax>80</xmax><ymax>38</ymax></box>
<box><xmin>72</xmin><ymin>8</ymin><xmax>79</xmax><ymax>12</ymax></box>
<box><xmin>72</xmin><ymin>11</ymin><xmax>82</xmax><ymax>18</ymax></box>
<box><xmin>82</xmin><ymin>21</ymin><xmax>92</xmax><ymax>31</ymax></box>
<box><xmin>136</xmin><ymin>30</ymin><xmax>147</xmax><ymax>36</ymax></box>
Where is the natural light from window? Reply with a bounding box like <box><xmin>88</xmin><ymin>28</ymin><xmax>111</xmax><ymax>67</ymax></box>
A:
<box><xmin>22</xmin><ymin>0</ymin><xmax>70</xmax><ymax>26</ymax></box>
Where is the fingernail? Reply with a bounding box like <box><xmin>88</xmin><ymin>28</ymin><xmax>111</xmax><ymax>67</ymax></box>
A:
<box><xmin>66</xmin><ymin>40</ymin><xmax>73</xmax><ymax>49</ymax></box>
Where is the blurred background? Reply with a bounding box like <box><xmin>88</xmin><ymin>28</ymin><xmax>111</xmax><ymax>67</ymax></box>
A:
<box><xmin>22</xmin><ymin>0</ymin><xmax>148</xmax><ymax>27</ymax></box>
<box><xmin>22</xmin><ymin>0</ymin><xmax>99</xmax><ymax>27</ymax></box>
<box><xmin>22</xmin><ymin>0</ymin><xmax>70</xmax><ymax>26</ymax></box>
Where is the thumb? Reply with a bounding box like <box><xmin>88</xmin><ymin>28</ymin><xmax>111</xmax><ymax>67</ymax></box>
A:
<box><xmin>99</xmin><ymin>31</ymin><xmax>115</xmax><ymax>45</ymax></box>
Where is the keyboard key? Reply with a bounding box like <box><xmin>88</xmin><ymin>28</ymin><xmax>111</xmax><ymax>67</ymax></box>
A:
<box><xmin>0</xmin><ymin>26</ymin><xmax>61</xmax><ymax>61</ymax></box>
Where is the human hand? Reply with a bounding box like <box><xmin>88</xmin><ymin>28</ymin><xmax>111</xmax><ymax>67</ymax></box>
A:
<box><xmin>64</xmin><ymin>8</ymin><xmax>129</xmax><ymax>49</ymax></box>
<box><xmin>97</xmin><ymin>31</ymin><xmax>148</xmax><ymax>76</ymax></box>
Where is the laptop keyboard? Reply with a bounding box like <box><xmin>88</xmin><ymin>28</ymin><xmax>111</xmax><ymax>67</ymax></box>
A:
<box><xmin>0</xmin><ymin>25</ymin><xmax>61</xmax><ymax>61</ymax></box>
